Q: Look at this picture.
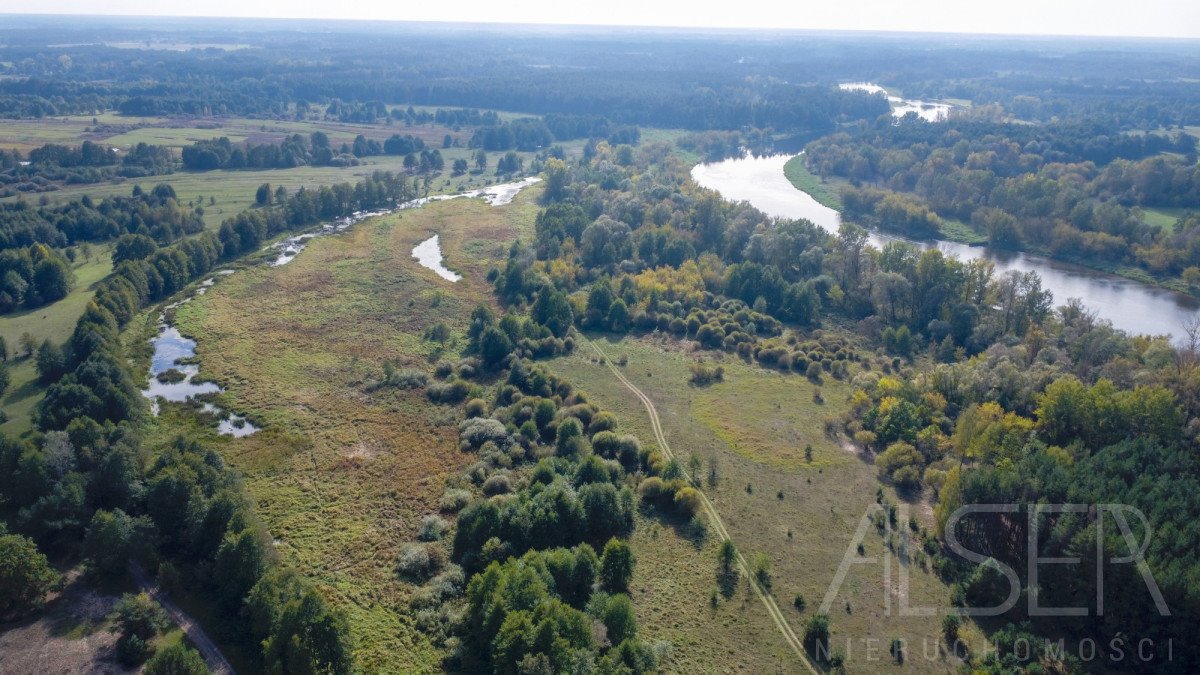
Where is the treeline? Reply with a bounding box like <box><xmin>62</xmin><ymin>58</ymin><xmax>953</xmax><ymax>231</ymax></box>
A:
<box><xmin>512</xmin><ymin>141</ymin><xmax>1057</xmax><ymax>376</ymax></box>
<box><xmin>297</xmin><ymin>101</ymin><xmax>504</xmax><ymax>127</ymax></box>
<box><xmin>0</xmin><ymin>183</ymin><xmax>204</xmax><ymax>251</ymax></box>
<box><xmin>1</xmin><ymin>141</ymin><xmax>174</xmax><ymax>195</ymax></box>
<box><xmin>0</xmin><ymin>169</ymin><xmax>426</xmax><ymax>670</ymax></box>
<box><xmin>0</xmin><ymin>26</ymin><xmax>895</xmax><ymax>131</ymax></box>
<box><xmin>471</xmin><ymin>116</ymin><xmax>641</xmax><ymax>152</ymax></box>
<box><xmin>6</xmin><ymin>20</ymin><xmax>1200</xmax><ymax>137</ymax></box>
<box><xmin>181</xmin><ymin>133</ymin><xmax>355</xmax><ymax>170</ymax></box>
<box><xmin>470</xmin><ymin>118</ymin><xmax>553</xmax><ymax>152</ymax></box>
<box><xmin>805</xmin><ymin>118</ymin><xmax>1200</xmax><ymax>279</ymax></box>
<box><xmin>180</xmin><ymin>132</ymin><xmax>443</xmax><ymax>171</ymax></box>
<box><xmin>320</xmin><ymin>102</ymin><xmax>505</xmax><ymax>126</ymax></box>
<box><xmin>894</xmin><ymin>75</ymin><xmax>1200</xmax><ymax>130</ymax></box>
<box><xmin>806</xmin><ymin>118</ymin><xmax>1196</xmax><ymax>183</ymax></box>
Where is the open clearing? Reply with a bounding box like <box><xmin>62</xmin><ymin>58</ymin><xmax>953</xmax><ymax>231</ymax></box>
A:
<box><xmin>0</xmin><ymin>567</ymin><xmax>189</xmax><ymax>675</ymax></box>
<box><xmin>555</xmin><ymin>334</ymin><xmax>968</xmax><ymax>674</ymax></box>
<box><xmin>1</xmin><ymin>112</ymin><xmax>578</xmax><ymax>229</ymax></box>
<box><xmin>12</xmin><ymin>150</ymin><xmax>552</xmax><ymax>230</ymax></box>
<box><xmin>0</xmin><ymin>247</ymin><xmax>112</xmax><ymax>436</ymax></box>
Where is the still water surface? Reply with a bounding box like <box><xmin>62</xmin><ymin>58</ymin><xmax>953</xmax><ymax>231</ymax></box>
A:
<box><xmin>839</xmin><ymin>82</ymin><xmax>953</xmax><ymax>122</ymax></box>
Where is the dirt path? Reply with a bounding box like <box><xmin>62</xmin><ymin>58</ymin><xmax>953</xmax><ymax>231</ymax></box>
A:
<box><xmin>584</xmin><ymin>336</ymin><xmax>820</xmax><ymax>674</ymax></box>
<box><xmin>128</xmin><ymin>561</ymin><xmax>236</xmax><ymax>675</ymax></box>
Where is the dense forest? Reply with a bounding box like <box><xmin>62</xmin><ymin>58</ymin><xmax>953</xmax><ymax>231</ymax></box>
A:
<box><xmin>805</xmin><ymin>115</ymin><xmax>1200</xmax><ymax>281</ymax></box>
<box><xmin>3</xmin><ymin>18</ymin><xmax>1198</xmax><ymax>134</ymax></box>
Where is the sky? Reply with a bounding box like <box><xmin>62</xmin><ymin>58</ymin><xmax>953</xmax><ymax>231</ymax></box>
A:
<box><xmin>3</xmin><ymin>0</ymin><xmax>1200</xmax><ymax>39</ymax></box>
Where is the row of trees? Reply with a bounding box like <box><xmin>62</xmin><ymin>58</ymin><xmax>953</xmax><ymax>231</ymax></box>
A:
<box><xmin>0</xmin><ymin>183</ymin><xmax>204</xmax><ymax>251</ymax></box>
<box><xmin>2</xmin><ymin>142</ymin><xmax>174</xmax><ymax>191</ymax></box>
<box><xmin>181</xmin><ymin>133</ymin><xmax>356</xmax><ymax>170</ymax></box>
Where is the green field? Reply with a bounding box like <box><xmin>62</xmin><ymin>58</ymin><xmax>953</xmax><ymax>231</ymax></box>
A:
<box><xmin>0</xmin><ymin>112</ymin><xmax>470</xmax><ymax>153</ymax></box>
<box><xmin>0</xmin><ymin>110</ymin><xmax>551</xmax><ymax>229</ymax></box>
<box><xmin>134</xmin><ymin>185</ymin><xmax>543</xmax><ymax>672</ymax></box>
<box><xmin>1143</xmin><ymin>206</ymin><xmax>1194</xmax><ymax>231</ymax></box>
<box><xmin>555</xmin><ymin>335</ymin><xmax>970</xmax><ymax>673</ymax></box>
<box><xmin>937</xmin><ymin>218</ymin><xmax>988</xmax><ymax>246</ymax></box>
<box><xmin>10</xmin><ymin>147</ymin><xmax>558</xmax><ymax>230</ymax></box>
<box><xmin>0</xmin><ymin>247</ymin><xmax>112</xmax><ymax>435</ymax></box>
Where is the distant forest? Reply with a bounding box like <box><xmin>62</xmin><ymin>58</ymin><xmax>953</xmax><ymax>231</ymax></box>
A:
<box><xmin>4</xmin><ymin>17</ymin><xmax>1198</xmax><ymax>132</ymax></box>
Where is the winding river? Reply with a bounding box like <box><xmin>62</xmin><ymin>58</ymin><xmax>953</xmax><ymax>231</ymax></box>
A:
<box><xmin>839</xmin><ymin>82</ymin><xmax>952</xmax><ymax>122</ymax></box>
<box><xmin>691</xmin><ymin>153</ymin><xmax>1200</xmax><ymax>340</ymax></box>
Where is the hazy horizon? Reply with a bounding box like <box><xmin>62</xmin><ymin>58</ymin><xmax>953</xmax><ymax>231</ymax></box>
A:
<box><xmin>2</xmin><ymin>0</ymin><xmax>1199</xmax><ymax>40</ymax></box>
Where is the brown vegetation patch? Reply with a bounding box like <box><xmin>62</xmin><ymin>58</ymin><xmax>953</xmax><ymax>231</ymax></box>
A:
<box><xmin>0</xmin><ymin>572</ymin><xmax>124</xmax><ymax>675</ymax></box>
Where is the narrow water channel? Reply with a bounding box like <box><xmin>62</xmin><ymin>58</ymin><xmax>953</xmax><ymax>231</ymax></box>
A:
<box><xmin>143</xmin><ymin>176</ymin><xmax>543</xmax><ymax>435</ymax></box>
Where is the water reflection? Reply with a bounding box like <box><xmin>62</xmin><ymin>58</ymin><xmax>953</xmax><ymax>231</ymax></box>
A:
<box><xmin>141</xmin><ymin>274</ymin><xmax>260</xmax><ymax>437</ymax></box>
<box><xmin>413</xmin><ymin>234</ymin><xmax>461</xmax><ymax>282</ymax></box>
<box><xmin>839</xmin><ymin>82</ymin><xmax>953</xmax><ymax>122</ymax></box>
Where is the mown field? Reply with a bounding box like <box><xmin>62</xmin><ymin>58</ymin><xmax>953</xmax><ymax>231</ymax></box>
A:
<box><xmin>554</xmin><ymin>335</ymin><xmax>973</xmax><ymax>674</ymax></box>
<box><xmin>0</xmin><ymin>247</ymin><xmax>112</xmax><ymax>436</ymax></box>
<box><xmin>132</xmin><ymin>185</ymin><xmax>543</xmax><ymax>672</ymax></box>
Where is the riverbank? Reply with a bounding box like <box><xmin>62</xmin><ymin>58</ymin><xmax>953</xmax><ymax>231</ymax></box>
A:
<box><xmin>783</xmin><ymin>155</ymin><xmax>988</xmax><ymax>246</ymax></box>
<box><xmin>781</xmin><ymin>154</ymin><xmax>1197</xmax><ymax>299</ymax></box>
<box><xmin>781</xmin><ymin>155</ymin><xmax>842</xmax><ymax>210</ymax></box>
<box><xmin>695</xmin><ymin>152</ymin><xmax>1200</xmax><ymax>338</ymax></box>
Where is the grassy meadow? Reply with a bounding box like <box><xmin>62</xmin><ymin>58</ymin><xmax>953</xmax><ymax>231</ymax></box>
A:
<box><xmin>132</xmin><ymin>185</ymin><xmax>543</xmax><ymax>672</ymax></box>
<box><xmin>0</xmin><ymin>247</ymin><xmax>112</xmax><ymax>435</ymax></box>
<box><xmin>11</xmin><ymin>150</ymin><xmax>554</xmax><ymax>230</ymax></box>
<box><xmin>555</xmin><ymin>335</ymin><xmax>971</xmax><ymax>673</ymax></box>
<box><xmin>1</xmin><ymin>112</ymin><xmax>573</xmax><ymax>228</ymax></box>
<box><xmin>1143</xmin><ymin>206</ymin><xmax>1195</xmax><ymax>231</ymax></box>
<box><xmin>783</xmin><ymin>155</ymin><xmax>844</xmax><ymax>211</ymax></box>
<box><xmin>0</xmin><ymin>112</ymin><xmax>468</xmax><ymax>154</ymax></box>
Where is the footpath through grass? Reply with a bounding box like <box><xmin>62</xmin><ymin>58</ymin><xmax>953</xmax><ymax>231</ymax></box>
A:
<box><xmin>554</xmin><ymin>334</ymin><xmax>971</xmax><ymax>674</ymax></box>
